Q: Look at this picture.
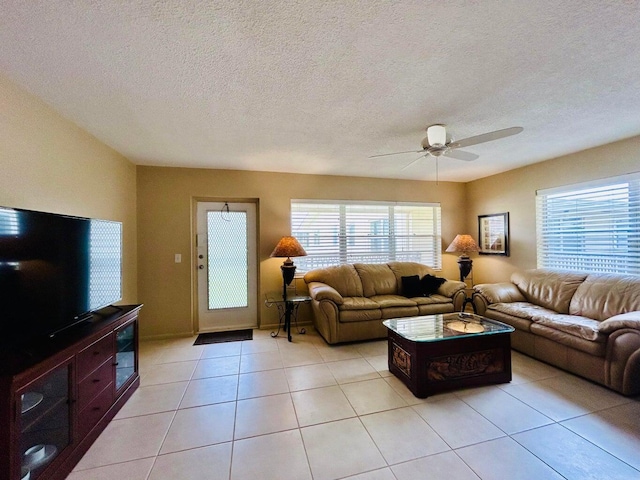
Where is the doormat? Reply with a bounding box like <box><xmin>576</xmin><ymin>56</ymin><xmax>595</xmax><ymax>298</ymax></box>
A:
<box><xmin>193</xmin><ymin>329</ymin><xmax>253</xmax><ymax>345</ymax></box>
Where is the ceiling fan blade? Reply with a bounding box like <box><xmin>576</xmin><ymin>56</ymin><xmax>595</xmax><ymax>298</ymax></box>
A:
<box><xmin>401</xmin><ymin>155</ymin><xmax>426</xmax><ymax>171</ymax></box>
<box><xmin>369</xmin><ymin>150</ymin><xmax>423</xmax><ymax>158</ymax></box>
<box><xmin>450</xmin><ymin>126</ymin><xmax>523</xmax><ymax>149</ymax></box>
<box><xmin>443</xmin><ymin>149</ymin><xmax>479</xmax><ymax>162</ymax></box>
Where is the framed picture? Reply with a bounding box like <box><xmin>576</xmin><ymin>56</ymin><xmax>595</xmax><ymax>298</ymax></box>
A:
<box><xmin>478</xmin><ymin>212</ymin><xmax>509</xmax><ymax>256</ymax></box>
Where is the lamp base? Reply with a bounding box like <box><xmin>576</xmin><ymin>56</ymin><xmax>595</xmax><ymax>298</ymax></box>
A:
<box><xmin>281</xmin><ymin>258</ymin><xmax>296</xmax><ymax>300</ymax></box>
<box><xmin>457</xmin><ymin>255</ymin><xmax>473</xmax><ymax>282</ymax></box>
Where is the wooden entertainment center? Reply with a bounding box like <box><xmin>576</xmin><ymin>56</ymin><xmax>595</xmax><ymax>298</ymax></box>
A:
<box><xmin>0</xmin><ymin>305</ymin><xmax>142</xmax><ymax>480</ymax></box>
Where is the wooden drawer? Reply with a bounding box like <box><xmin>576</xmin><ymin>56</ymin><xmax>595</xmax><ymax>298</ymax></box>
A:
<box><xmin>78</xmin><ymin>358</ymin><xmax>114</xmax><ymax>410</ymax></box>
<box><xmin>77</xmin><ymin>333</ymin><xmax>114</xmax><ymax>380</ymax></box>
<box><xmin>77</xmin><ymin>383</ymin><xmax>114</xmax><ymax>440</ymax></box>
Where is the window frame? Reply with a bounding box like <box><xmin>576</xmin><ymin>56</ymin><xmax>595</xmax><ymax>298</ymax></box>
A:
<box><xmin>291</xmin><ymin>199</ymin><xmax>442</xmax><ymax>273</ymax></box>
<box><xmin>536</xmin><ymin>172</ymin><xmax>640</xmax><ymax>275</ymax></box>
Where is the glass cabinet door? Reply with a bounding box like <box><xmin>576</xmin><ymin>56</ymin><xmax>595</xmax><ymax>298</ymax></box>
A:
<box><xmin>17</xmin><ymin>359</ymin><xmax>72</xmax><ymax>480</ymax></box>
<box><xmin>114</xmin><ymin>320</ymin><xmax>137</xmax><ymax>392</ymax></box>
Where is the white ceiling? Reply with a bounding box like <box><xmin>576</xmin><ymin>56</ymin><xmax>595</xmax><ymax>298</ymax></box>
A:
<box><xmin>2</xmin><ymin>1</ymin><xmax>640</xmax><ymax>182</ymax></box>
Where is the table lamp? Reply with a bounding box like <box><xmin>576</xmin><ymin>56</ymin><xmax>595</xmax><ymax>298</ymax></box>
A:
<box><xmin>445</xmin><ymin>234</ymin><xmax>480</xmax><ymax>282</ymax></box>
<box><xmin>270</xmin><ymin>236</ymin><xmax>307</xmax><ymax>299</ymax></box>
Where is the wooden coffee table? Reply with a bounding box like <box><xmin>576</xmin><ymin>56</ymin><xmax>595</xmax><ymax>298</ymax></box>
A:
<box><xmin>383</xmin><ymin>313</ymin><xmax>514</xmax><ymax>398</ymax></box>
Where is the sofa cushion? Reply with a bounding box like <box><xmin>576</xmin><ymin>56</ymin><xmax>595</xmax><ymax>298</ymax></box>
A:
<box><xmin>382</xmin><ymin>306</ymin><xmax>420</xmax><ymax>319</ymax></box>
<box><xmin>304</xmin><ymin>264</ymin><xmax>363</xmax><ymax>297</ymax></box>
<box><xmin>532</xmin><ymin>312</ymin><xmax>602</xmax><ymax>342</ymax></box>
<box><xmin>421</xmin><ymin>274</ymin><xmax>447</xmax><ymax>295</ymax></box>
<box><xmin>511</xmin><ymin>269</ymin><xmax>588</xmax><ymax>314</ymax></box>
<box><xmin>401</xmin><ymin>275</ymin><xmax>423</xmax><ymax>297</ymax></box>
<box><xmin>413</xmin><ymin>294</ymin><xmax>453</xmax><ymax>306</ymax></box>
<box><xmin>340</xmin><ymin>297</ymin><xmax>380</xmax><ymax>311</ymax></box>
<box><xmin>530</xmin><ymin>323</ymin><xmax>606</xmax><ymax>356</ymax></box>
<box><xmin>569</xmin><ymin>274</ymin><xmax>640</xmax><ymax>321</ymax></box>
<box><xmin>354</xmin><ymin>263</ymin><xmax>397</xmax><ymax>297</ymax></box>
<box><xmin>370</xmin><ymin>294</ymin><xmax>418</xmax><ymax>308</ymax></box>
<box><xmin>339</xmin><ymin>308</ymin><xmax>383</xmax><ymax>323</ymax></box>
<box><xmin>488</xmin><ymin>301</ymin><xmax>558</xmax><ymax>321</ymax></box>
<box><xmin>418</xmin><ymin>303</ymin><xmax>455</xmax><ymax>315</ymax></box>
<box><xmin>484</xmin><ymin>308</ymin><xmax>533</xmax><ymax>332</ymax></box>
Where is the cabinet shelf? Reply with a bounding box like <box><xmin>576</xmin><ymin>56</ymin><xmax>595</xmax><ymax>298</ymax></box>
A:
<box><xmin>20</xmin><ymin>395</ymin><xmax>68</xmax><ymax>436</ymax></box>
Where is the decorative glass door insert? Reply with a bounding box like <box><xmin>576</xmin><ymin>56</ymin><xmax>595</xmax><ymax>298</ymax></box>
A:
<box><xmin>196</xmin><ymin>201</ymin><xmax>257</xmax><ymax>332</ymax></box>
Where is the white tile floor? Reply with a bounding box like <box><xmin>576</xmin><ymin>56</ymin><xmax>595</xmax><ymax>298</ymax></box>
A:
<box><xmin>68</xmin><ymin>329</ymin><xmax>640</xmax><ymax>480</ymax></box>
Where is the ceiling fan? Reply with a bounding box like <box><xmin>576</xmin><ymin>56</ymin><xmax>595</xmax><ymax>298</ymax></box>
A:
<box><xmin>370</xmin><ymin>124</ymin><xmax>524</xmax><ymax>171</ymax></box>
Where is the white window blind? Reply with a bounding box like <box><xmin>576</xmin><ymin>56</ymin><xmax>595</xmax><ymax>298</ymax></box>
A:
<box><xmin>0</xmin><ymin>207</ymin><xmax>19</xmax><ymax>236</ymax></box>
<box><xmin>536</xmin><ymin>173</ymin><xmax>640</xmax><ymax>275</ymax></box>
<box><xmin>291</xmin><ymin>200</ymin><xmax>442</xmax><ymax>273</ymax></box>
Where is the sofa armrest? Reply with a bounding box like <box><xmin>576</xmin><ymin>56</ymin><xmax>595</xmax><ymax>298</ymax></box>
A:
<box><xmin>474</xmin><ymin>282</ymin><xmax>526</xmax><ymax>304</ymax></box>
<box><xmin>438</xmin><ymin>280</ymin><xmax>466</xmax><ymax>298</ymax></box>
<box><xmin>605</xmin><ymin>326</ymin><xmax>640</xmax><ymax>395</ymax></box>
<box><xmin>307</xmin><ymin>282</ymin><xmax>344</xmax><ymax>305</ymax></box>
<box><xmin>599</xmin><ymin>311</ymin><xmax>640</xmax><ymax>334</ymax></box>
<box><xmin>472</xmin><ymin>282</ymin><xmax>526</xmax><ymax>315</ymax></box>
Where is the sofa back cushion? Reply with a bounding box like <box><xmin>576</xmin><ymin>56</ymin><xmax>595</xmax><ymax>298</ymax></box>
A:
<box><xmin>303</xmin><ymin>264</ymin><xmax>363</xmax><ymax>297</ymax></box>
<box><xmin>387</xmin><ymin>262</ymin><xmax>437</xmax><ymax>292</ymax></box>
<box><xmin>354</xmin><ymin>263</ymin><xmax>397</xmax><ymax>297</ymax></box>
<box><xmin>569</xmin><ymin>273</ymin><xmax>640</xmax><ymax>321</ymax></box>
<box><xmin>511</xmin><ymin>269</ymin><xmax>588</xmax><ymax>314</ymax></box>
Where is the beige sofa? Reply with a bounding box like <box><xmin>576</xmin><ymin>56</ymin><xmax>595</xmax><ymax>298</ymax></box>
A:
<box><xmin>472</xmin><ymin>269</ymin><xmax>640</xmax><ymax>396</ymax></box>
<box><xmin>303</xmin><ymin>262</ymin><xmax>466</xmax><ymax>344</ymax></box>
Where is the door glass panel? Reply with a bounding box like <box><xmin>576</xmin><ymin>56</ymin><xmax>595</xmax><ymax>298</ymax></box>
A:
<box><xmin>196</xmin><ymin>201</ymin><xmax>257</xmax><ymax>332</ymax></box>
<box><xmin>207</xmin><ymin>210</ymin><xmax>248</xmax><ymax>309</ymax></box>
<box><xmin>115</xmin><ymin>322</ymin><xmax>136</xmax><ymax>390</ymax></box>
<box><xmin>19</xmin><ymin>362</ymin><xmax>70</xmax><ymax>479</ymax></box>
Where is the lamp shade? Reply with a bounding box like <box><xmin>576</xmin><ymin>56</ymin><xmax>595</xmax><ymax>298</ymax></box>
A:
<box><xmin>445</xmin><ymin>234</ymin><xmax>480</xmax><ymax>254</ymax></box>
<box><xmin>270</xmin><ymin>236</ymin><xmax>307</xmax><ymax>259</ymax></box>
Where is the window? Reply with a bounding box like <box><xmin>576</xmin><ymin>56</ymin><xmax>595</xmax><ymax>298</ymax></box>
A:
<box><xmin>89</xmin><ymin>219</ymin><xmax>122</xmax><ymax>310</ymax></box>
<box><xmin>536</xmin><ymin>173</ymin><xmax>640</xmax><ymax>275</ymax></box>
<box><xmin>0</xmin><ymin>208</ymin><xmax>19</xmax><ymax>236</ymax></box>
<box><xmin>291</xmin><ymin>200</ymin><xmax>442</xmax><ymax>273</ymax></box>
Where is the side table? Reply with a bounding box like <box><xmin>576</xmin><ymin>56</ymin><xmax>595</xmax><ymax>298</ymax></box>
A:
<box><xmin>264</xmin><ymin>293</ymin><xmax>311</xmax><ymax>342</ymax></box>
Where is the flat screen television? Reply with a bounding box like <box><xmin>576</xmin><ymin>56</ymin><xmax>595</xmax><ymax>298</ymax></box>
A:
<box><xmin>0</xmin><ymin>206</ymin><xmax>122</xmax><ymax>346</ymax></box>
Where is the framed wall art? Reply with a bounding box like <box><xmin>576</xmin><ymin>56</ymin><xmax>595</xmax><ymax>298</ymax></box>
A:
<box><xmin>478</xmin><ymin>212</ymin><xmax>509</xmax><ymax>256</ymax></box>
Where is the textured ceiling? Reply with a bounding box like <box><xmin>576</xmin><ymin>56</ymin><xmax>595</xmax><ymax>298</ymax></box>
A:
<box><xmin>2</xmin><ymin>1</ymin><xmax>640</xmax><ymax>182</ymax></box>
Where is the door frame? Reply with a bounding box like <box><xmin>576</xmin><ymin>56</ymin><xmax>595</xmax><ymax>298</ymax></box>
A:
<box><xmin>191</xmin><ymin>197</ymin><xmax>260</xmax><ymax>333</ymax></box>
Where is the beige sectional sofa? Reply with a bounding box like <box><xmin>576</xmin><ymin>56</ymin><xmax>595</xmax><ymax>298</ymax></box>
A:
<box><xmin>472</xmin><ymin>269</ymin><xmax>640</xmax><ymax>395</ymax></box>
<box><xmin>303</xmin><ymin>262</ymin><xmax>466</xmax><ymax>344</ymax></box>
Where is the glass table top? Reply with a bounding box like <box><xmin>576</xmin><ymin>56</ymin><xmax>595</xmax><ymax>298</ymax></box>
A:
<box><xmin>383</xmin><ymin>313</ymin><xmax>514</xmax><ymax>342</ymax></box>
<box><xmin>264</xmin><ymin>293</ymin><xmax>311</xmax><ymax>305</ymax></box>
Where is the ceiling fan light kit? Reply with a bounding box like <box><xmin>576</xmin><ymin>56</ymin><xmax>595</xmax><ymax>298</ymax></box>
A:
<box><xmin>426</xmin><ymin>124</ymin><xmax>447</xmax><ymax>147</ymax></box>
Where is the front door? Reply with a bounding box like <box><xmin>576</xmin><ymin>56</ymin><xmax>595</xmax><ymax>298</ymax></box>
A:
<box><xmin>196</xmin><ymin>201</ymin><xmax>258</xmax><ymax>332</ymax></box>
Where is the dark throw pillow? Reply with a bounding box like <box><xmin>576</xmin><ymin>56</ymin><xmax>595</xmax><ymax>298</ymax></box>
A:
<box><xmin>401</xmin><ymin>275</ymin><xmax>423</xmax><ymax>297</ymax></box>
<box><xmin>421</xmin><ymin>274</ymin><xmax>447</xmax><ymax>296</ymax></box>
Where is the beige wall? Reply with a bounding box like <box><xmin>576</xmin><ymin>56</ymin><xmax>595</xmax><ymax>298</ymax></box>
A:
<box><xmin>6</xmin><ymin>69</ymin><xmax>638</xmax><ymax>339</ymax></box>
<box><xmin>0</xmin><ymin>74</ymin><xmax>138</xmax><ymax>304</ymax></box>
<box><xmin>466</xmin><ymin>135</ymin><xmax>640</xmax><ymax>284</ymax></box>
<box><xmin>136</xmin><ymin>166</ymin><xmax>466</xmax><ymax>338</ymax></box>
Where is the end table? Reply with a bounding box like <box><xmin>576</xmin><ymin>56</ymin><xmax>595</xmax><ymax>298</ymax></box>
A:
<box><xmin>264</xmin><ymin>293</ymin><xmax>311</xmax><ymax>342</ymax></box>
